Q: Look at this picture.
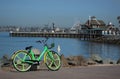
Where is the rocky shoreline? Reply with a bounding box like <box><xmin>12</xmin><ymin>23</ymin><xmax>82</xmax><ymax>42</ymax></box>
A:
<box><xmin>61</xmin><ymin>54</ymin><xmax>120</xmax><ymax>67</ymax></box>
<box><xmin>91</xmin><ymin>35</ymin><xmax>120</xmax><ymax>45</ymax></box>
<box><xmin>0</xmin><ymin>54</ymin><xmax>120</xmax><ymax>71</ymax></box>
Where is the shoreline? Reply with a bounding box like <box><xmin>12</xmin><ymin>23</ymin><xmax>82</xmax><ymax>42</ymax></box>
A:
<box><xmin>61</xmin><ymin>54</ymin><xmax>120</xmax><ymax>67</ymax></box>
<box><xmin>91</xmin><ymin>35</ymin><xmax>120</xmax><ymax>45</ymax></box>
<box><xmin>0</xmin><ymin>53</ymin><xmax>120</xmax><ymax>72</ymax></box>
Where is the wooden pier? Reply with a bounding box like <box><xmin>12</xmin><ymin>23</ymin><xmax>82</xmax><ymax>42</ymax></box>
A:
<box><xmin>9</xmin><ymin>32</ymin><xmax>102</xmax><ymax>40</ymax></box>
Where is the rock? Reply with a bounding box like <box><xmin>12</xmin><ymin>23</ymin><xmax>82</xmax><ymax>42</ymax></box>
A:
<box><xmin>110</xmin><ymin>62</ymin><xmax>113</xmax><ymax>64</ymax></box>
<box><xmin>87</xmin><ymin>59</ymin><xmax>96</xmax><ymax>65</ymax></box>
<box><xmin>67</xmin><ymin>55</ymin><xmax>87</xmax><ymax>66</ymax></box>
<box><xmin>1</xmin><ymin>55</ymin><xmax>12</xmax><ymax>67</ymax></box>
<box><xmin>0</xmin><ymin>60</ymin><xmax>2</xmax><ymax>69</ymax></box>
<box><xmin>67</xmin><ymin>61</ymin><xmax>76</xmax><ymax>66</ymax></box>
<box><xmin>117</xmin><ymin>58</ymin><xmax>120</xmax><ymax>64</ymax></box>
<box><xmin>103</xmin><ymin>59</ymin><xmax>116</xmax><ymax>64</ymax></box>
<box><xmin>61</xmin><ymin>54</ymin><xmax>69</xmax><ymax>67</ymax></box>
<box><xmin>91</xmin><ymin>54</ymin><xmax>103</xmax><ymax>64</ymax></box>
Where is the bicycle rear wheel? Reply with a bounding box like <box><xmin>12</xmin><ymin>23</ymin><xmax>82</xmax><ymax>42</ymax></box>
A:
<box><xmin>12</xmin><ymin>50</ymin><xmax>32</xmax><ymax>72</ymax></box>
<box><xmin>45</xmin><ymin>51</ymin><xmax>61</xmax><ymax>71</ymax></box>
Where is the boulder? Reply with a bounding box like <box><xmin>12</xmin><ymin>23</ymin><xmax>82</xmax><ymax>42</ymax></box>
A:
<box><xmin>103</xmin><ymin>59</ymin><xmax>116</xmax><ymax>64</ymax></box>
<box><xmin>67</xmin><ymin>55</ymin><xmax>87</xmax><ymax>66</ymax></box>
<box><xmin>61</xmin><ymin>54</ymin><xmax>69</xmax><ymax>67</ymax></box>
<box><xmin>1</xmin><ymin>55</ymin><xmax>12</xmax><ymax>67</ymax></box>
<box><xmin>67</xmin><ymin>61</ymin><xmax>76</xmax><ymax>66</ymax></box>
<box><xmin>91</xmin><ymin>54</ymin><xmax>103</xmax><ymax>64</ymax></box>
<box><xmin>87</xmin><ymin>59</ymin><xmax>96</xmax><ymax>65</ymax></box>
<box><xmin>117</xmin><ymin>58</ymin><xmax>120</xmax><ymax>64</ymax></box>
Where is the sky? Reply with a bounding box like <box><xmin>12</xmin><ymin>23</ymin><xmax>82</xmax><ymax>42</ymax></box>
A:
<box><xmin>0</xmin><ymin>0</ymin><xmax>120</xmax><ymax>27</ymax></box>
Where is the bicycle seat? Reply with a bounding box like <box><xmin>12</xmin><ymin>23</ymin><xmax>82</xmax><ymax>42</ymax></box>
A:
<box><xmin>25</xmin><ymin>46</ymin><xmax>33</xmax><ymax>50</ymax></box>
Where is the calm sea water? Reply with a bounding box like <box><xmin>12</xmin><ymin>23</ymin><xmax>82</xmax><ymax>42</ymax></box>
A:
<box><xmin>0</xmin><ymin>32</ymin><xmax>120</xmax><ymax>61</ymax></box>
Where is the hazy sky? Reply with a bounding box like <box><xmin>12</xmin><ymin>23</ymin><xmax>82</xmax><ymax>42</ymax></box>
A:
<box><xmin>0</xmin><ymin>0</ymin><xmax>120</xmax><ymax>27</ymax></box>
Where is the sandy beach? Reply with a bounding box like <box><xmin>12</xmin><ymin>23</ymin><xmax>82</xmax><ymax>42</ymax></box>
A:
<box><xmin>0</xmin><ymin>65</ymin><xmax>120</xmax><ymax>79</ymax></box>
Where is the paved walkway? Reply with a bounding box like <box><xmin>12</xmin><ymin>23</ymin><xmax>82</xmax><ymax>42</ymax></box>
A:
<box><xmin>0</xmin><ymin>65</ymin><xmax>120</xmax><ymax>79</ymax></box>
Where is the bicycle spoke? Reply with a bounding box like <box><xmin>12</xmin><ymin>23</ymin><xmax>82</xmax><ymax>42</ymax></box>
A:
<box><xmin>16</xmin><ymin>55</ymin><xmax>23</xmax><ymax>61</ymax></box>
<box><xmin>54</xmin><ymin>56</ymin><xmax>60</xmax><ymax>61</ymax></box>
<box><xmin>22</xmin><ymin>64</ymin><xmax>25</xmax><ymax>71</ymax></box>
<box><xmin>15</xmin><ymin>63</ymin><xmax>20</xmax><ymax>67</ymax></box>
<box><xmin>15</xmin><ymin>63</ymin><xmax>23</xmax><ymax>71</ymax></box>
<box><xmin>46</xmin><ymin>56</ymin><xmax>51</xmax><ymax>60</ymax></box>
<box><xmin>53</xmin><ymin>62</ymin><xmax>57</xmax><ymax>67</ymax></box>
<box><xmin>23</xmin><ymin>54</ymin><xmax>27</xmax><ymax>61</ymax></box>
<box><xmin>49</xmin><ymin>61</ymin><xmax>54</xmax><ymax>67</ymax></box>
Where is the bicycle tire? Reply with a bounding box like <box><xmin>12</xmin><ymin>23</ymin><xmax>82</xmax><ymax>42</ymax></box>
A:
<box><xmin>45</xmin><ymin>51</ymin><xmax>61</xmax><ymax>71</ymax></box>
<box><xmin>12</xmin><ymin>50</ymin><xmax>32</xmax><ymax>72</ymax></box>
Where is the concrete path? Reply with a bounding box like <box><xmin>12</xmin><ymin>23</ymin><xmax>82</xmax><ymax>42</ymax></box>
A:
<box><xmin>0</xmin><ymin>65</ymin><xmax>120</xmax><ymax>79</ymax></box>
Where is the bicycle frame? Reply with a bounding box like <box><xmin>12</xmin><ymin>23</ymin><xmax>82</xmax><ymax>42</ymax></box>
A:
<box><xmin>25</xmin><ymin>45</ymin><xmax>54</xmax><ymax>64</ymax></box>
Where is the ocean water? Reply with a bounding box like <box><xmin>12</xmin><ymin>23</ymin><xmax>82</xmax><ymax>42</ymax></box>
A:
<box><xmin>0</xmin><ymin>32</ymin><xmax>120</xmax><ymax>61</ymax></box>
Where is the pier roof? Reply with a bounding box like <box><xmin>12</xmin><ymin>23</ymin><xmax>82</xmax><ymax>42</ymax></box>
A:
<box><xmin>85</xmin><ymin>20</ymin><xmax>106</xmax><ymax>26</ymax></box>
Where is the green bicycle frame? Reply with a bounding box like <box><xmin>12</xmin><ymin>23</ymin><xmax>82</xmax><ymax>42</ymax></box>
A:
<box><xmin>25</xmin><ymin>46</ymin><xmax>55</xmax><ymax>64</ymax></box>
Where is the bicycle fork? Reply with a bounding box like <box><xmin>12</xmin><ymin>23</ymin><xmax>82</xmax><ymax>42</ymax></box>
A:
<box><xmin>44</xmin><ymin>51</ymin><xmax>55</xmax><ymax>63</ymax></box>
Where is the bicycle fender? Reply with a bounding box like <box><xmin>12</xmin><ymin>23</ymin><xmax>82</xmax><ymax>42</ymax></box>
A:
<box><xmin>44</xmin><ymin>52</ymin><xmax>47</xmax><ymax>63</ymax></box>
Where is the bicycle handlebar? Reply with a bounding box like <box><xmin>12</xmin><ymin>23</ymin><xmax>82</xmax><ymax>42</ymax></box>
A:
<box><xmin>36</xmin><ymin>37</ymin><xmax>54</xmax><ymax>49</ymax></box>
<box><xmin>36</xmin><ymin>37</ymin><xmax>49</xmax><ymax>44</ymax></box>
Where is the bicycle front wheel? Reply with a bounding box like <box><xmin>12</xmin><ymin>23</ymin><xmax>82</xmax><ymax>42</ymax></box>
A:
<box><xmin>12</xmin><ymin>50</ymin><xmax>32</xmax><ymax>72</ymax></box>
<box><xmin>45</xmin><ymin>51</ymin><xmax>61</xmax><ymax>71</ymax></box>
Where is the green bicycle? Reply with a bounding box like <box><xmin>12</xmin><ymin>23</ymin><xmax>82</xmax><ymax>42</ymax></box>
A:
<box><xmin>11</xmin><ymin>38</ymin><xmax>61</xmax><ymax>72</ymax></box>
